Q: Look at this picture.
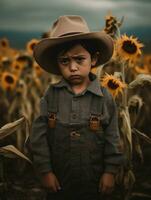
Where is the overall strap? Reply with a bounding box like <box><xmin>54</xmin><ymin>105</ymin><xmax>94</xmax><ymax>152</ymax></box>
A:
<box><xmin>47</xmin><ymin>86</ymin><xmax>58</xmax><ymax>113</ymax></box>
<box><xmin>89</xmin><ymin>87</ymin><xmax>105</xmax><ymax>131</ymax></box>
<box><xmin>46</xmin><ymin>86</ymin><xmax>59</xmax><ymax>129</ymax></box>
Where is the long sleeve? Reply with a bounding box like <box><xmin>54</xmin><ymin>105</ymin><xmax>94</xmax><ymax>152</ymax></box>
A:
<box><xmin>102</xmin><ymin>89</ymin><xmax>124</xmax><ymax>174</ymax></box>
<box><xmin>30</xmin><ymin>96</ymin><xmax>52</xmax><ymax>174</ymax></box>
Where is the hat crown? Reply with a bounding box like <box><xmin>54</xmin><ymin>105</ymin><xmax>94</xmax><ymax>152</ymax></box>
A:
<box><xmin>50</xmin><ymin>15</ymin><xmax>90</xmax><ymax>38</ymax></box>
<box><xmin>34</xmin><ymin>15</ymin><xmax>113</xmax><ymax>75</ymax></box>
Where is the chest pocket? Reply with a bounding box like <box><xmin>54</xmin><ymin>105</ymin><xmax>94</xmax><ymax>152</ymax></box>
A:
<box><xmin>44</xmin><ymin>86</ymin><xmax>109</xmax><ymax>133</ymax></box>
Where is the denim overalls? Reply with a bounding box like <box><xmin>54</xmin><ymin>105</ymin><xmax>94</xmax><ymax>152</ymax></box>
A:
<box><xmin>46</xmin><ymin>87</ymin><xmax>106</xmax><ymax>200</ymax></box>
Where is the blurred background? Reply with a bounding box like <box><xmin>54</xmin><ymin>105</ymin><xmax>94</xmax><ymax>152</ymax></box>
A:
<box><xmin>0</xmin><ymin>0</ymin><xmax>151</xmax><ymax>52</ymax></box>
<box><xmin>0</xmin><ymin>1</ymin><xmax>151</xmax><ymax>200</ymax></box>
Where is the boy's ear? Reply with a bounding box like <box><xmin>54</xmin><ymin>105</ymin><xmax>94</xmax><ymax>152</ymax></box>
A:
<box><xmin>91</xmin><ymin>52</ymin><xmax>100</xmax><ymax>67</ymax></box>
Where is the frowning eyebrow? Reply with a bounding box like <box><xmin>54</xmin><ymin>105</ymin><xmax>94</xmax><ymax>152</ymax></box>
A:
<box><xmin>57</xmin><ymin>54</ymin><xmax>86</xmax><ymax>59</ymax></box>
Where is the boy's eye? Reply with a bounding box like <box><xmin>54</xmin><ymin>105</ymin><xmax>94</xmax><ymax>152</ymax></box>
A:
<box><xmin>58</xmin><ymin>58</ymin><xmax>69</xmax><ymax>65</ymax></box>
<box><xmin>75</xmin><ymin>57</ymin><xmax>85</xmax><ymax>63</ymax></box>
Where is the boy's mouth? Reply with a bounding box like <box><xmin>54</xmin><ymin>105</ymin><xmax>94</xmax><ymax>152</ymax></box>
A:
<box><xmin>68</xmin><ymin>75</ymin><xmax>83</xmax><ymax>85</ymax></box>
<box><xmin>69</xmin><ymin>75</ymin><xmax>82</xmax><ymax>80</ymax></box>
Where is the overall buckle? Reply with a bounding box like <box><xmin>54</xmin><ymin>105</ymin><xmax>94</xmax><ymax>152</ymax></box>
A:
<box><xmin>89</xmin><ymin>114</ymin><xmax>101</xmax><ymax>131</ymax></box>
<box><xmin>48</xmin><ymin>112</ymin><xmax>56</xmax><ymax>128</ymax></box>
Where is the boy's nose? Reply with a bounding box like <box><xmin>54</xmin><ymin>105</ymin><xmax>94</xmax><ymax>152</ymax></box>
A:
<box><xmin>69</xmin><ymin>61</ymin><xmax>78</xmax><ymax>72</ymax></box>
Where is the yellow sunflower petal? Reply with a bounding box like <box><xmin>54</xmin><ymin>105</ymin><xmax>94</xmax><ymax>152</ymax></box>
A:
<box><xmin>115</xmin><ymin>34</ymin><xmax>144</xmax><ymax>65</ymax></box>
<box><xmin>101</xmin><ymin>73</ymin><xmax>126</xmax><ymax>98</ymax></box>
<box><xmin>11</xmin><ymin>60</ymin><xmax>24</xmax><ymax>76</ymax></box>
<box><xmin>1</xmin><ymin>72</ymin><xmax>18</xmax><ymax>91</ymax></box>
<box><xmin>26</xmin><ymin>39</ymin><xmax>39</xmax><ymax>55</ymax></box>
<box><xmin>0</xmin><ymin>38</ymin><xmax>9</xmax><ymax>48</ymax></box>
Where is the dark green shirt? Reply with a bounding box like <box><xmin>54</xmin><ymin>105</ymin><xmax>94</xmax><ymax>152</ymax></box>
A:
<box><xmin>52</xmin><ymin>74</ymin><xmax>104</xmax><ymax>125</ymax></box>
<box><xmin>30</xmin><ymin>73</ymin><xmax>123</xmax><ymax>175</ymax></box>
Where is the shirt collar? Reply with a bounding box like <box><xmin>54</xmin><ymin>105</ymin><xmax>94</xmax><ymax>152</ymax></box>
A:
<box><xmin>53</xmin><ymin>73</ymin><xmax>103</xmax><ymax>97</ymax></box>
<box><xmin>53</xmin><ymin>77</ymin><xmax>71</xmax><ymax>91</ymax></box>
<box><xmin>87</xmin><ymin>73</ymin><xmax>103</xmax><ymax>97</ymax></box>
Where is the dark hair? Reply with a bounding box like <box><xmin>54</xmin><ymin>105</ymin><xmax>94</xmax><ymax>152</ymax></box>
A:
<box><xmin>54</xmin><ymin>39</ymin><xmax>99</xmax><ymax>58</ymax></box>
<box><xmin>43</xmin><ymin>38</ymin><xmax>104</xmax><ymax>71</ymax></box>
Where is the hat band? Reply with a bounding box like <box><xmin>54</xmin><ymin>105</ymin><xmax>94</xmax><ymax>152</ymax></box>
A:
<box><xmin>59</xmin><ymin>31</ymin><xmax>84</xmax><ymax>37</ymax></box>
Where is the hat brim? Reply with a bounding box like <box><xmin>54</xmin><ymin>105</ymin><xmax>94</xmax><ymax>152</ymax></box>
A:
<box><xmin>34</xmin><ymin>31</ymin><xmax>114</xmax><ymax>75</ymax></box>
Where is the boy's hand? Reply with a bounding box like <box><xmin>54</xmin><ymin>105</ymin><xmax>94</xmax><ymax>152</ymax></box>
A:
<box><xmin>99</xmin><ymin>173</ymin><xmax>115</xmax><ymax>194</ymax></box>
<box><xmin>41</xmin><ymin>172</ymin><xmax>61</xmax><ymax>192</ymax></box>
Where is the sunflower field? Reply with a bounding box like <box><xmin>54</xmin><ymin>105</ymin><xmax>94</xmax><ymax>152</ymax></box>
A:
<box><xmin>1</xmin><ymin>14</ymin><xmax>151</xmax><ymax>200</ymax></box>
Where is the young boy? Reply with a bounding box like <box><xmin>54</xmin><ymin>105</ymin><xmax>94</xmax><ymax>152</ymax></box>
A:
<box><xmin>30</xmin><ymin>15</ymin><xmax>123</xmax><ymax>200</ymax></box>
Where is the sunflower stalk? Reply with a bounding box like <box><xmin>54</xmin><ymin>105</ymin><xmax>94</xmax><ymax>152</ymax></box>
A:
<box><xmin>114</xmin><ymin>23</ymin><xmax>121</xmax><ymax>39</ymax></box>
<box><xmin>120</xmin><ymin>62</ymin><xmax>128</xmax><ymax>108</ymax></box>
<box><xmin>114</xmin><ymin>25</ymin><xmax>134</xmax><ymax>199</ymax></box>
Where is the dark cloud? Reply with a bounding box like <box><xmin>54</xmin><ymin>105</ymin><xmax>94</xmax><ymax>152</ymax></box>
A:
<box><xmin>0</xmin><ymin>0</ymin><xmax>150</xmax><ymax>32</ymax></box>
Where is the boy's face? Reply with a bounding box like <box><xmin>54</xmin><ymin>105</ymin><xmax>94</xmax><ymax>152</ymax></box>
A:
<box><xmin>57</xmin><ymin>44</ymin><xmax>97</xmax><ymax>86</ymax></box>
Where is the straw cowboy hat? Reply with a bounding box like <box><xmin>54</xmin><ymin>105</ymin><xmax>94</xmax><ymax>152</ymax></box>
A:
<box><xmin>34</xmin><ymin>15</ymin><xmax>114</xmax><ymax>75</ymax></box>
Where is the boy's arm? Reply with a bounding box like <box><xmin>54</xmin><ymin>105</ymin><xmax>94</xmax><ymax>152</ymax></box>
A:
<box><xmin>30</xmin><ymin>96</ymin><xmax>52</xmax><ymax>174</ymax></box>
<box><xmin>103</xmin><ymin>89</ymin><xmax>124</xmax><ymax>175</ymax></box>
<box><xmin>99</xmin><ymin>89</ymin><xmax>124</xmax><ymax>194</ymax></box>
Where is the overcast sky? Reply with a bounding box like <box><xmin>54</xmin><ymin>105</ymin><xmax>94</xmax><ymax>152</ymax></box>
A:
<box><xmin>0</xmin><ymin>0</ymin><xmax>151</xmax><ymax>32</ymax></box>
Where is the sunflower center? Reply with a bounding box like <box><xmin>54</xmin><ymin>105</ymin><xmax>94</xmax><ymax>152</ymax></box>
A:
<box><xmin>122</xmin><ymin>40</ymin><xmax>137</xmax><ymax>54</ymax></box>
<box><xmin>1</xmin><ymin>41</ymin><xmax>7</xmax><ymax>47</ymax></box>
<box><xmin>30</xmin><ymin>43</ymin><xmax>36</xmax><ymax>50</ymax></box>
<box><xmin>15</xmin><ymin>65</ymin><xmax>20</xmax><ymax>70</ymax></box>
<box><xmin>5</xmin><ymin>75</ymin><xmax>14</xmax><ymax>84</ymax></box>
<box><xmin>17</xmin><ymin>56</ymin><xmax>27</xmax><ymax>62</ymax></box>
<box><xmin>108</xmin><ymin>80</ymin><xmax>119</xmax><ymax>89</ymax></box>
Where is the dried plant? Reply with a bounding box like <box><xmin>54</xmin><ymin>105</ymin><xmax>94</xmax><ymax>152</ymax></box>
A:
<box><xmin>0</xmin><ymin>12</ymin><xmax>151</xmax><ymax>199</ymax></box>
<box><xmin>129</xmin><ymin>74</ymin><xmax>151</xmax><ymax>89</ymax></box>
<box><xmin>101</xmin><ymin>13</ymin><xmax>151</xmax><ymax>200</ymax></box>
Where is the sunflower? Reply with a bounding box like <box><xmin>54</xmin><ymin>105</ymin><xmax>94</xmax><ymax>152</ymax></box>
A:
<box><xmin>1</xmin><ymin>57</ymin><xmax>11</xmax><ymax>69</ymax></box>
<box><xmin>104</xmin><ymin>13</ymin><xmax>123</xmax><ymax>38</ymax></box>
<box><xmin>15</xmin><ymin>53</ymin><xmax>33</xmax><ymax>68</ymax></box>
<box><xmin>115</xmin><ymin>34</ymin><xmax>144</xmax><ymax>65</ymax></box>
<box><xmin>104</xmin><ymin>15</ymin><xmax>118</xmax><ymax>37</ymax></box>
<box><xmin>26</xmin><ymin>39</ymin><xmax>39</xmax><ymax>55</ymax></box>
<box><xmin>105</xmin><ymin>15</ymin><xmax>117</xmax><ymax>26</ymax></box>
<box><xmin>101</xmin><ymin>73</ymin><xmax>126</xmax><ymax>97</ymax></box>
<box><xmin>11</xmin><ymin>60</ymin><xmax>24</xmax><ymax>76</ymax></box>
<box><xmin>1</xmin><ymin>71</ymin><xmax>18</xmax><ymax>91</ymax></box>
<box><xmin>0</xmin><ymin>38</ymin><xmax>9</xmax><ymax>48</ymax></box>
